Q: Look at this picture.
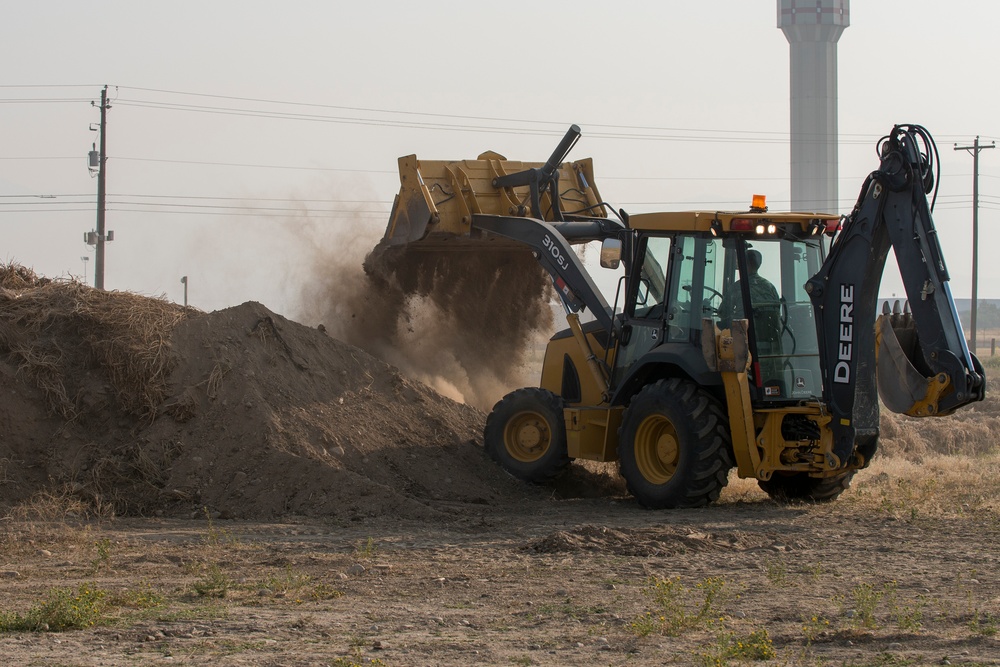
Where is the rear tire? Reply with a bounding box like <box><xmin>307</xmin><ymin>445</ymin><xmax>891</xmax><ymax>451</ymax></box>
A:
<box><xmin>758</xmin><ymin>470</ymin><xmax>855</xmax><ymax>503</ymax></box>
<box><xmin>484</xmin><ymin>388</ymin><xmax>570</xmax><ymax>484</ymax></box>
<box><xmin>618</xmin><ymin>378</ymin><xmax>733</xmax><ymax>509</ymax></box>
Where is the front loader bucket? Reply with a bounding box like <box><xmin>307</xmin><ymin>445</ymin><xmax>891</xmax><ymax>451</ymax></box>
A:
<box><xmin>381</xmin><ymin>143</ymin><xmax>606</xmax><ymax>251</ymax></box>
<box><xmin>876</xmin><ymin>300</ymin><xmax>951</xmax><ymax>416</ymax></box>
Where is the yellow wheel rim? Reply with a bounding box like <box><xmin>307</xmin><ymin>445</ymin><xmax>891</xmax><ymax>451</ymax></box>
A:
<box><xmin>634</xmin><ymin>414</ymin><xmax>680</xmax><ymax>485</ymax></box>
<box><xmin>503</xmin><ymin>410</ymin><xmax>552</xmax><ymax>463</ymax></box>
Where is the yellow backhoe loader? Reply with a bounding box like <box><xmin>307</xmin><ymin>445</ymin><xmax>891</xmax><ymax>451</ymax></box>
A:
<box><xmin>377</xmin><ymin>124</ymin><xmax>985</xmax><ymax>508</ymax></box>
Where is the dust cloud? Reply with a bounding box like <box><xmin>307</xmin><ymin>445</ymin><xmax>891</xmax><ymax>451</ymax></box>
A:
<box><xmin>297</xmin><ymin>233</ymin><xmax>555</xmax><ymax>411</ymax></box>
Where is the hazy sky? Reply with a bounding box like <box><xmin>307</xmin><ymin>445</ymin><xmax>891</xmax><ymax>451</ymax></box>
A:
<box><xmin>2</xmin><ymin>1</ymin><xmax>998</xmax><ymax>319</ymax></box>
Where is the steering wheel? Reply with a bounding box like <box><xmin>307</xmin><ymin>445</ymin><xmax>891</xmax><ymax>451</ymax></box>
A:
<box><xmin>702</xmin><ymin>286</ymin><xmax>724</xmax><ymax>302</ymax></box>
<box><xmin>684</xmin><ymin>284</ymin><xmax>724</xmax><ymax>316</ymax></box>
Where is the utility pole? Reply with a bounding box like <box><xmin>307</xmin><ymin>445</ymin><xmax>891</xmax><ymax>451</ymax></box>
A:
<box><xmin>181</xmin><ymin>276</ymin><xmax>188</xmax><ymax>307</ymax></box>
<box><xmin>93</xmin><ymin>85</ymin><xmax>111</xmax><ymax>290</ymax></box>
<box><xmin>954</xmin><ymin>136</ymin><xmax>995</xmax><ymax>354</ymax></box>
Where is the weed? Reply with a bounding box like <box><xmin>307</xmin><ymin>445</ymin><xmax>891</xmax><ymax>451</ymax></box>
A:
<box><xmin>510</xmin><ymin>656</ymin><xmax>534</xmax><ymax>666</ymax></box>
<box><xmin>201</xmin><ymin>507</ymin><xmax>238</xmax><ymax>547</ymax></box>
<box><xmin>193</xmin><ymin>563</ymin><xmax>231</xmax><ymax>598</ymax></box>
<box><xmin>801</xmin><ymin>614</ymin><xmax>832</xmax><ymax>643</ymax></box>
<box><xmin>0</xmin><ymin>580</ymin><xmax>165</xmax><ymax>633</ymax></box>
<box><xmin>696</xmin><ymin>628</ymin><xmax>776</xmax><ymax>666</ymax></box>
<box><xmin>836</xmin><ymin>580</ymin><xmax>928</xmax><ymax>633</ymax></box>
<box><xmin>155</xmin><ymin>604</ymin><xmax>230</xmax><ymax>623</ymax></box>
<box><xmin>0</xmin><ymin>583</ymin><xmax>107</xmax><ymax>631</ymax></box>
<box><xmin>886</xmin><ymin>589</ymin><xmax>925</xmax><ymax>631</ymax></box>
<box><xmin>263</xmin><ymin>565</ymin><xmax>312</xmax><ymax>594</ymax></box>
<box><xmin>111</xmin><ymin>581</ymin><xmax>165</xmax><ymax>611</ymax></box>
<box><xmin>968</xmin><ymin>610</ymin><xmax>998</xmax><ymax>636</ymax></box>
<box><xmin>630</xmin><ymin>576</ymin><xmax>726</xmax><ymax>636</ymax></box>
<box><xmin>631</xmin><ymin>612</ymin><xmax>660</xmax><ymax>637</ymax></box>
<box><xmin>444</xmin><ymin>600</ymin><xmax>473</xmax><ymax>610</ymax></box>
<box><xmin>90</xmin><ymin>537</ymin><xmax>112</xmax><ymax>572</ymax></box>
<box><xmin>763</xmin><ymin>557</ymin><xmax>789</xmax><ymax>586</ymax></box>
<box><xmin>354</xmin><ymin>537</ymin><xmax>378</xmax><ymax>560</ymax></box>
<box><xmin>845</xmin><ymin>582</ymin><xmax>885</xmax><ymax>629</ymax></box>
<box><xmin>309</xmin><ymin>582</ymin><xmax>345</xmax><ymax>601</ymax></box>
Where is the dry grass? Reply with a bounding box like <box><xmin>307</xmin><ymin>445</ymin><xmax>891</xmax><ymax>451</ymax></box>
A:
<box><xmin>0</xmin><ymin>490</ymin><xmax>109</xmax><ymax>557</ymax></box>
<box><xmin>847</xmin><ymin>452</ymin><xmax>1000</xmax><ymax>518</ymax></box>
<box><xmin>721</xmin><ymin>452</ymin><xmax>1000</xmax><ymax>518</ymax></box>
<box><xmin>0</xmin><ymin>262</ymin><xmax>192</xmax><ymax>422</ymax></box>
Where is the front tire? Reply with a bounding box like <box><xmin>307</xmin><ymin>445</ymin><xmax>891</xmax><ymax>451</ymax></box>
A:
<box><xmin>484</xmin><ymin>388</ymin><xmax>570</xmax><ymax>484</ymax></box>
<box><xmin>758</xmin><ymin>470</ymin><xmax>855</xmax><ymax>503</ymax></box>
<box><xmin>618</xmin><ymin>378</ymin><xmax>733</xmax><ymax>509</ymax></box>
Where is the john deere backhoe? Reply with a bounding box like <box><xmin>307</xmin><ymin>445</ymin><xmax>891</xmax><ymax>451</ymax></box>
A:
<box><xmin>377</xmin><ymin>124</ymin><xmax>985</xmax><ymax>508</ymax></box>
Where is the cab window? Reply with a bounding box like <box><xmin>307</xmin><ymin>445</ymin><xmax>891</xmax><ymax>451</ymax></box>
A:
<box><xmin>666</xmin><ymin>235</ymin><xmax>728</xmax><ymax>342</ymax></box>
<box><xmin>631</xmin><ymin>236</ymin><xmax>671</xmax><ymax>319</ymax></box>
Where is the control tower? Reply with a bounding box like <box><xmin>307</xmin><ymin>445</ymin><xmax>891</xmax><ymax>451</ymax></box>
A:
<box><xmin>778</xmin><ymin>0</ymin><xmax>849</xmax><ymax>213</ymax></box>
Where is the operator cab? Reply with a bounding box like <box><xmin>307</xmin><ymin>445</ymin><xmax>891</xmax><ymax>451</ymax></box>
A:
<box><xmin>615</xmin><ymin>223</ymin><xmax>827</xmax><ymax>405</ymax></box>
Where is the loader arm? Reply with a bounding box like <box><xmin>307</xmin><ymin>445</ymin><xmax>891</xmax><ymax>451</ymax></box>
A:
<box><xmin>806</xmin><ymin>124</ymin><xmax>986</xmax><ymax>465</ymax></box>
<box><xmin>471</xmin><ymin>214</ymin><xmax>625</xmax><ymax>333</ymax></box>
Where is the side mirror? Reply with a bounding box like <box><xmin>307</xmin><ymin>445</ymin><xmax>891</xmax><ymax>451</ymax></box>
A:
<box><xmin>600</xmin><ymin>238</ymin><xmax>622</xmax><ymax>269</ymax></box>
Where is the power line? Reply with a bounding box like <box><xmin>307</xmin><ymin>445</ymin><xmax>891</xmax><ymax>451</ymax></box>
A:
<box><xmin>0</xmin><ymin>193</ymin><xmax>92</xmax><ymax>199</ymax></box>
<box><xmin>4</xmin><ymin>154</ymin><xmax>998</xmax><ymax>183</ymax></box>
<box><xmin>0</xmin><ymin>84</ymin><xmax>102</xmax><ymax>88</ymax></box>
<box><xmin>113</xmin><ymin>156</ymin><xmax>394</xmax><ymax>173</ymax></box>
<box><xmin>117</xmin><ymin>86</ymin><xmax>795</xmax><ymax>137</ymax></box>
<box><xmin>0</xmin><ymin>208</ymin><xmax>95</xmax><ymax>213</ymax></box>
<box><xmin>119</xmin><ymin>85</ymin><xmax>577</xmax><ymax>129</ymax></box>
<box><xmin>3</xmin><ymin>84</ymin><xmax>996</xmax><ymax>146</ymax></box>
<box><xmin>115</xmin><ymin>98</ymin><xmax>874</xmax><ymax>144</ymax></box>
<box><xmin>111</xmin><ymin>194</ymin><xmax>386</xmax><ymax>204</ymax></box>
<box><xmin>109</xmin><ymin>207</ymin><xmax>386</xmax><ymax>219</ymax></box>
<box><xmin>121</xmin><ymin>85</ymin><xmax>996</xmax><ymax>144</ymax></box>
<box><xmin>110</xmin><ymin>200</ymin><xmax>388</xmax><ymax>213</ymax></box>
<box><xmin>0</xmin><ymin>97</ymin><xmax>93</xmax><ymax>103</ymax></box>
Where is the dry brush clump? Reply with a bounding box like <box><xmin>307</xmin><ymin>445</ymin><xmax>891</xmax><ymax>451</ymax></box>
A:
<box><xmin>0</xmin><ymin>489</ymin><xmax>105</xmax><ymax>557</ymax></box>
<box><xmin>0</xmin><ymin>262</ymin><xmax>191</xmax><ymax>422</ymax></box>
<box><xmin>878</xmin><ymin>376</ymin><xmax>1000</xmax><ymax>460</ymax></box>
<box><xmin>0</xmin><ymin>263</ymin><xmax>50</xmax><ymax>290</ymax></box>
<box><xmin>846</xmin><ymin>452</ymin><xmax>1000</xmax><ymax>518</ymax></box>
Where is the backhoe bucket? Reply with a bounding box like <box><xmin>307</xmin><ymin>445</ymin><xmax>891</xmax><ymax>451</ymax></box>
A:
<box><xmin>381</xmin><ymin>144</ymin><xmax>606</xmax><ymax>251</ymax></box>
<box><xmin>876</xmin><ymin>300</ymin><xmax>950</xmax><ymax>417</ymax></box>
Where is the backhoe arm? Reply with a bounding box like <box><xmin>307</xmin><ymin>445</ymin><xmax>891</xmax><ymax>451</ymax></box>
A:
<box><xmin>471</xmin><ymin>214</ymin><xmax>622</xmax><ymax>333</ymax></box>
<box><xmin>806</xmin><ymin>125</ymin><xmax>986</xmax><ymax>465</ymax></box>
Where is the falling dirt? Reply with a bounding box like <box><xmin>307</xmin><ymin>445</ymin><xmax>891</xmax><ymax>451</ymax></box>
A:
<box><xmin>301</xmin><ymin>240</ymin><xmax>554</xmax><ymax>410</ymax></box>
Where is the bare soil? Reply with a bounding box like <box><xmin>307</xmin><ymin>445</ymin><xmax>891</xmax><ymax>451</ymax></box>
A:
<box><xmin>1</xmin><ymin>267</ymin><xmax>998</xmax><ymax>666</ymax></box>
<box><xmin>1</xmin><ymin>482</ymin><xmax>998</xmax><ymax>666</ymax></box>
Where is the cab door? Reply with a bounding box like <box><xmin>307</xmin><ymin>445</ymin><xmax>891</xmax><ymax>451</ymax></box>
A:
<box><xmin>613</xmin><ymin>235</ymin><xmax>672</xmax><ymax>384</ymax></box>
<box><xmin>611</xmin><ymin>233</ymin><xmax>731</xmax><ymax>399</ymax></box>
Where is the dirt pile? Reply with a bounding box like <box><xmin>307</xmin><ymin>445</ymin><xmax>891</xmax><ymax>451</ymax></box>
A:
<box><xmin>0</xmin><ymin>265</ymin><xmax>539</xmax><ymax>520</ymax></box>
